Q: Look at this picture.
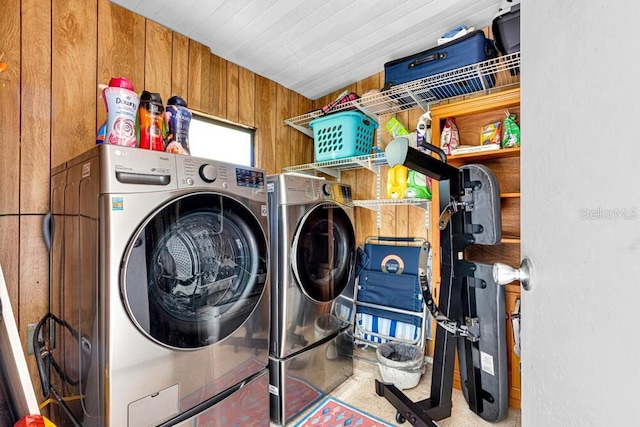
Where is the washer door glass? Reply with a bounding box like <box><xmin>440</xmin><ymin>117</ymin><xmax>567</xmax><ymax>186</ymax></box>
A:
<box><xmin>122</xmin><ymin>193</ymin><xmax>268</xmax><ymax>350</ymax></box>
<box><xmin>292</xmin><ymin>202</ymin><xmax>355</xmax><ymax>302</ymax></box>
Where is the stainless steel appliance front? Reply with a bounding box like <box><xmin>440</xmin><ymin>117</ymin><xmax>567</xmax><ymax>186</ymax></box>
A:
<box><xmin>48</xmin><ymin>145</ymin><xmax>270</xmax><ymax>426</ymax></box>
<box><xmin>267</xmin><ymin>173</ymin><xmax>355</xmax><ymax>425</ymax></box>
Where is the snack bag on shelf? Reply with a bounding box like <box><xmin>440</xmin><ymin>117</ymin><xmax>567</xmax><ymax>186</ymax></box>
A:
<box><xmin>480</xmin><ymin>121</ymin><xmax>502</xmax><ymax>146</ymax></box>
<box><xmin>502</xmin><ymin>112</ymin><xmax>521</xmax><ymax>148</ymax></box>
<box><xmin>440</xmin><ymin>117</ymin><xmax>459</xmax><ymax>155</ymax></box>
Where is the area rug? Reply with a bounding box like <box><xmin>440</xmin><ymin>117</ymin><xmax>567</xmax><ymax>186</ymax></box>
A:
<box><xmin>293</xmin><ymin>395</ymin><xmax>394</xmax><ymax>427</ymax></box>
<box><xmin>285</xmin><ymin>375</ymin><xmax>323</xmax><ymax>420</ymax></box>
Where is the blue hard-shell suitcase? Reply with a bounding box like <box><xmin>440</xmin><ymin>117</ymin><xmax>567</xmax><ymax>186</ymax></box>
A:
<box><xmin>382</xmin><ymin>30</ymin><xmax>497</xmax><ymax>99</ymax></box>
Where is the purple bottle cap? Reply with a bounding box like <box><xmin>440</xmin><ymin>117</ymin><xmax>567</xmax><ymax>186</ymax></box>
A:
<box><xmin>168</xmin><ymin>96</ymin><xmax>188</xmax><ymax>107</ymax></box>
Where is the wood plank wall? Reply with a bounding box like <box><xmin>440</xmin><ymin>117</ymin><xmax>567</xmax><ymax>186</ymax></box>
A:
<box><xmin>0</xmin><ymin>0</ymin><xmax>314</xmax><ymax>400</ymax></box>
<box><xmin>2</xmin><ymin>0</ymin><xmax>441</xmax><ymax>407</ymax></box>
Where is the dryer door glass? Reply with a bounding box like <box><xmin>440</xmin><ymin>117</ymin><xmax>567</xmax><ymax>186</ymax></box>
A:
<box><xmin>122</xmin><ymin>193</ymin><xmax>268</xmax><ymax>350</ymax></box>
<box><xmin>292</xmin><ymin>202</ymin><xmax>356</xmax><ymax>302</ymax></box>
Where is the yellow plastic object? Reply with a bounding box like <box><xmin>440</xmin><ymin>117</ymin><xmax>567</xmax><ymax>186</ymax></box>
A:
<box><xmin>13</xmin><ymin>415</ymin><xmax>57</xmax><ymax>426</ymax></box>
<box><xmin>387</xmin><ymin>165</ymin><xmax>409</xmax><ymax>199</ymax></box>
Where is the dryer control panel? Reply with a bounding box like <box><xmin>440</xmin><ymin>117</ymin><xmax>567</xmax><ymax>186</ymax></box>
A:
<box><xmin>275</xmin><ymin>174</ymin><xmax>352</xmax><ymax>206</ymax></box>
<box><xmin>321</xmin><ymin>182</ymin><xmax>352</xmax><ymax>204</ymax></box>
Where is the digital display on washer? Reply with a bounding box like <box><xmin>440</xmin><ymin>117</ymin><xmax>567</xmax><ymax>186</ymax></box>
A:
<box><xmin>236</xmin><ymin>168</ymin><xmax>264</xmax><ymax>188</ymax></box>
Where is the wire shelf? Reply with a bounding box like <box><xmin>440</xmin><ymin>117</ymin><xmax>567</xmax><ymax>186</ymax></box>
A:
<box><xmin>354</xmin><ymin>198</ymin><xmax>431</xmax><ymax>229</ymax></box>
<box><xmin>282</xmin><ymin>152</ymin><xmax>387</xmax><ymax>178</ymax></box>
<box><xmin>283</xmin><ymin>51</ymin><xmax>521</xmax><ymax>135</ymax></box>
<box><xmin>281</xmin><ymin>53</ymin><xmax>520</xmax><ymax>229</ymax></box>
<box><xmin>354</xmin><ymin>198</ymin><xmax>430</xmax><ymax>210</ymax></box>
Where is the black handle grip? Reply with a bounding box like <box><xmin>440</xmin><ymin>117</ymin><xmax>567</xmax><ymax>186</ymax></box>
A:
<box><xmin>42</xmin><ymin>212</ymin><xmax>52</xmax><ymax>252</ymax></box>
<box><xmin>371</xmin><ymin>236</ymin><xmax>418</xmax><ymax>242</ymax></box>
<box><xmin>409</xmin><ymin>52</ymin><xmax>447</xmax><ymax>68</ymax></box>
<box><xmin>422</xmin><ymin>142</ymin><xmax>448</xmax><ymax>163</ymax></box>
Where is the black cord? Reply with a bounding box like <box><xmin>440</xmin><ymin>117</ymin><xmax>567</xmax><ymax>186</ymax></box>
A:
<box><xmin>33</xmin><ymin>312</ymin><xmax>84</xmax><ymax>397</ymax></box>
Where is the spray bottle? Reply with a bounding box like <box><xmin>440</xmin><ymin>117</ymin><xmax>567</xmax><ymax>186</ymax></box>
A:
<box><xmin>102</xmin><ymin>77</ymin><xmax>139</xmax><ymax>147</ymax></box>
<box><xmin>416</xmin><ymin>111</ymin><xmax>432</xmax><ymax>149</ymax></box>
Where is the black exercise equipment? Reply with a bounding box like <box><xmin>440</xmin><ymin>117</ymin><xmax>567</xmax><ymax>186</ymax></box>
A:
<box><xmin>378</xmin><ymin>138</ymin><xmax>508</xmax><ymax>426</ymax></box>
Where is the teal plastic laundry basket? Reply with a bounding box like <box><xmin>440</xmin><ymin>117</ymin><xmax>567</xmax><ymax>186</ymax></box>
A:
<box><xmin>309</xmin><ymin>111</ymin><xmax>378</xmax><ymax>162</ymax></box>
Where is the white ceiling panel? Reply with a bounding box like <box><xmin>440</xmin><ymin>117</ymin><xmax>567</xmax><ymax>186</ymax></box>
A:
<box><xmin>110</xmin><ymin>0</ymin><xmax>505</xmax><ymax>100</ymax></box>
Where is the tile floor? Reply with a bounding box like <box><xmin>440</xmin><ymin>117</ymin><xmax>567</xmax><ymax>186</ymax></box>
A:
<box><xmin>280</xmin><ymin>346</ymin><xmax>521</xmax><ymax>427</ymax></box>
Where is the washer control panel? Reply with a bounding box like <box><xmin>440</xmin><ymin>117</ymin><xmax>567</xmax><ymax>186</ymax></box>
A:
<box><xmin>178</xmin><ymin>157</ymin><xmax>228</xmax><ymax>189</ymax></box>
<box><xmin>175</xmin><ymin>154</ymin><xmax>266</xmax><ymax>199</ymax></box>
<box><xmin>199</xmin><ymin>164</ymin><xmax>218</xmax><ymax>183</ymax></box>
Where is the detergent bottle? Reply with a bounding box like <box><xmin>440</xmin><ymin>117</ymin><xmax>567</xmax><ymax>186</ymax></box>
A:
<box><xmin>137</xmin><ymin>91</ymin><xmax>166</xmax><ymax>151</ymax></box>
<box><xmin>387</xmin><ymin>164</ymin><xmax>409</xmax><ymax>199</ymax></box>
<box><xmin>164</xmin><ymin>95</ymin><xmax>192</xmax><ymax>155</ymax></box>
<box><xmin>405</xmin><ymin>170</ymin><xmax>432</xmax><ymax>200</ymax></box>
<box><xmin>102</xmin><ymin>77</ymin><xmax>139</xmax><ymax>147</ymax></box>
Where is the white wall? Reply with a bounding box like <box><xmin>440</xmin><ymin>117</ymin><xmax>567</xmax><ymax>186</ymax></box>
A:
<box><xmin>522</xmin><ymin>1</ymin><xmax>640</xmax><ymax>425</ymax></box>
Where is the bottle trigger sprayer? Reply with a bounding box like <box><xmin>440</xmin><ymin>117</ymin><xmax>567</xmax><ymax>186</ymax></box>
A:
<box><xmin>416</xmin><ymin>111</ymin><xmax>432</xmax><ymax>149</ymax></box>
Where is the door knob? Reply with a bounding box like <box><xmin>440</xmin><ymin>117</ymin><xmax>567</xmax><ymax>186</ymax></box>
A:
<box><xmin>492</xmin><ymin>258</ymin><xmax>532</xmax><ymax>291</ymax></box>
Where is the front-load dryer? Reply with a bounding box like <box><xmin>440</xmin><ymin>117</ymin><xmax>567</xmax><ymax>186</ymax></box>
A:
<box><xmin>46</xmin><ymin>145</ymin><xmax>270</xmax><ymax>426</ymax></box>
<box><xmin>266</xmin><ymin>173</ymin><xmax>355</xmax><ymax>425</ymax></box>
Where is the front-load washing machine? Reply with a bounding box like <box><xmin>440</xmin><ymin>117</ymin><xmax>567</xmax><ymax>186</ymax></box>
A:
<box><xmin>45</xmin><ymin>145</ymin><xmax>270</xmax><ymax>426</ymax></box>
<box><xmin>266</xmin><ymin>174</ymin><xmax>356</xmax><ymax>425</ymax></box>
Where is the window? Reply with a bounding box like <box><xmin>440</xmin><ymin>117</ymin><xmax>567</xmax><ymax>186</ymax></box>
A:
<box><xmin>188</xmin><ymin>112</ymin><xmax>254</xmax><ymax>166</ymax></box>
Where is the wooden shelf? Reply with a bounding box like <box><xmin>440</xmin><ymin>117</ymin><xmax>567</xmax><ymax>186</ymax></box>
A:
<box><xmin>501</xmin><ymin>192</ymin><xmax>521</xmax><ymax>198</ymax></box>
<box><xmin>501</xmin><ymin>236</ymin><xmax>521</xmax><ymax>244</ymax></box>
<box><xmin>447</xmin><ymin>147</ymin><xmax>520</xmax><ymax>165</ymax></box>
<box><xmin>429</xmin><ymin>87</ymin><xmax>522</xmax><ymax>410</ymax></box>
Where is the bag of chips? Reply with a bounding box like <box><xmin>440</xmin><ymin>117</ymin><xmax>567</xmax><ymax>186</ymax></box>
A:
<box><xmin>481</xmin><ymin>121</ymin><xmax>502</xmax><ymax>146</ymax></box>
<box><xmin>502</xmin><ymin>112</ymin><xmax>521</xmax><ymax>148</ymax></box>
<box><xmin>440</xmin><ymin>117</ymin><xmax>459</xmax><ymax>155</ymax></box>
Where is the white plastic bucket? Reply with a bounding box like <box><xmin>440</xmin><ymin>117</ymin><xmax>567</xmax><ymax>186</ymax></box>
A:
<box><xmin>376</xmin><ymin>342</ymin><xmax>424</xmax><ymax>390</ymax></box>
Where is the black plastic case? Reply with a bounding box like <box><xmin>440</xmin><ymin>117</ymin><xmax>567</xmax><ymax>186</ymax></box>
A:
<box><xmin>493</xmin><ymin>3</ymin><xmax>521</xmax><ymax>54</ymax></box>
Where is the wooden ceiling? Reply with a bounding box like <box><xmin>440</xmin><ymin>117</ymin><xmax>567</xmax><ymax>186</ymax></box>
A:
<box><xmin>110</xmin><ymin>0</ymin><xmax>506</xmax><ymax>100</ymax></box>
